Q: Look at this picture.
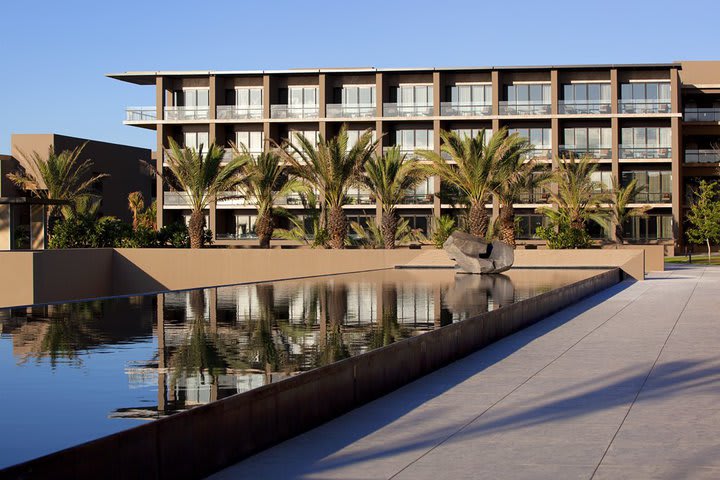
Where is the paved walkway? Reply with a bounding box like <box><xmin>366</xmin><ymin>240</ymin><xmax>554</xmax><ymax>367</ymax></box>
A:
<box><xmin>209</xmin><ymin>266</ymin><xmax>720</xmax><ymax>480</ymax></box>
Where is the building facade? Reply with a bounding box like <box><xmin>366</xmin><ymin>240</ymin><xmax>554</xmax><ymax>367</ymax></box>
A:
<box><xmin>109</xmin><ymin>61</ymin><xmax>720</xmax><ymax>253</ymax></box>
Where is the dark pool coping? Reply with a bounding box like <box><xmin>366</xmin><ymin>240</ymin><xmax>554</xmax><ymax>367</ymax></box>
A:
<box><xmin>0</xmin><ymin>268</ymin><xmax>622</xmax><ymax>480</ymax></box>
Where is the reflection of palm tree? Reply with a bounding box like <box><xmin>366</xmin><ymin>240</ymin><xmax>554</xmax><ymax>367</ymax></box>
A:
<box><xmin>317</xmin><ymin>283</ymin><xmax>350</xmax><ymax>366</ymax></box>
<box><xmin>248</xmin><ymin>284</ymin><xmax>281</xmax><ymax>380</ymax></box>
<box><xmin>31</xmin><ymin>302</ymin><xmax>102</xmax><ymax>367</ymax></box>
<box><xmin>370</xmin><ymin>283</ymin><xmax>402</xmax><ymax>348</ymax></box>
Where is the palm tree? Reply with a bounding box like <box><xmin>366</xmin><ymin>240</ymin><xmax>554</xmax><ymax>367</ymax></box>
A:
<box><xmin>537</xmin><ymin>155</ymin><xmax>609</xmax><ymax>232</ymax></box>
<box><xmin>128</xmin><ymin>191</ymin><xmax>145</xmax><ymax>230</ymax></box>
<box><xmin>163</xmin><ymin>138</ymin><xmax>247</xmax><ymax>248</ymax></box>
<box><xmin>350</xmin><ymin>217</ymin><xmax>424</xmax><ymax>248</ymax></box>
<box><xmin>417</xmin><ymin>130</ymin><xmax>497</xmax><ymax>238</ymax></box>
<box><xmin>362</xmin><ymin>147</ymin><xmax>424</xmax><ymax>248</ymax></box>
<box><xmin>280</xmin><ymin>125</ymin><xmax>377</xmax><ymax>249</ymax></box>
<box><xmin>7</xmin><ymin>143</ymin><xmax>108</xmax><ymax>226</ymax></box>
<box><xmin>609</xmin><ymin>177</ymin><xmax>651</xmax><ymax>245</ymax></box>
<box><xmin>491</xmin><ymin>131</ymin><xmax>550</xmax><ymax>247</ymax></box>
<box><xmin>232</xmin><ymin>146</ymin><xmax>302</xmax><ymax>248</ymax></box>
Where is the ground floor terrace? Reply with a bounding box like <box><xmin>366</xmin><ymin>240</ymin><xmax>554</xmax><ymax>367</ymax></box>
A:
<box><xmin>211</xmin><ymin>264</ymin><xmax>720</xmax><ymax>480</ymax></box>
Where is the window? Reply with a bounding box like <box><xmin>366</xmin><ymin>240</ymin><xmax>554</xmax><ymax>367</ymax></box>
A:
<box><xmin>624</xmin><ymin>214</ymin><xmax>673</xmax><ymax>241</ymax></box>
<box><xmin>563</xmin><ymin>127</ymin><xmax>611</xmax><ymax>157</ymax></box>
<box><xmin>396</xmin><ymin>128</ymin><xmax>434</xmax><ymax>152</ymax></box>
<box><xmin>235</xmin><ymin>214</ymin><xmax>257</xmax><ymax>238</ymax></box>
<box><xmin>448</xmin><ymin>84</ymin><xmax>492</xmax><ymax>105</ymax></box>
<box><xmin>183</xmin><ymin>131</ymin><xmax>209</xmax><ymax>150</ymax></box>
<box><xmin>620</xmin><ymin>82</ymin><xmax>671</xmax><ymax>113</ymax></box>
<box><xmin>452</xmin><ymin>128</ymin><xmax>492</xmax><ymax>143</ymax></box>
<box><xmin>346</xmin><ymin>129</ymin><xmax>377</xmax><ymax>150</ymax></box>
<box><xmin>509</xmin><ymin>128</ymin><xmax>551</xmax><ymax>157</ymax></box>
<box><xmin>176</xmin><ymin>88</ymin><xmax>209</xmax><ymax>107</ymax></box>
<box><xmin>289</xmin><ymin>129</ymin><xmax>319</xmax><ymax>150</ymax></box>
<box><xmin>404</xmin><ymin>177</ymin><xmax>435</xmax><ymax>203</ymax></box>
<box><xmin>621</xmin><ymin>171</ymin><xmax>672</xmax><ymax>203</ymax></box>
<box><xmin>590</xmin><ymin>171</ymin><xmax>613</xmax><ymax>193</ymax></box>
<box><xmin>236</xmin><ymin>87</ymin><xmax>263</xmax><ymax>108</ymax></box>
<box><xmin>397</xmin><ymin>85</ymin><xmax>433</xmax><ymax>106</ymax></box>
<box><xmin>341</xmin><ymin>85</ymin><xmax>376</xmax><ymax>106</ymax></box>
<box><xmin>563</xmin><ymin>83</ymin><xmax>611</xmax><ymax>103</ymax></box>
<box><xmin>621</xmin><ymin>127</ymin><xmax>671</xmax><ymax>157</ymax></box>
<box><xmin>236</xmin><ymin>130</ymin><xmax>263</xmax><ymax>155</ymax></box>
<box><xmin>506</xmin><ymin>84</ymin><xmax>551</xmax><ymax>104</ymax></box>
<box><xmin>516</xmin><ymin>214</ymin><xmax>547</xmax><ymax>239</ymax></box>
<box><xmin>402</xmin><ymin>214</ymin><xmax>431</xmax><ymax>235</ymax></box>
<box><xmin>289</xmin><ymin>86</ymin><xmax>318</xmax><ymax>107</ymax></box>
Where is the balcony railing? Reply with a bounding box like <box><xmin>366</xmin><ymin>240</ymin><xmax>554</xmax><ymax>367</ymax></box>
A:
<box><xmin>517</xmin><ymin>191</ymin><xmax>550</xmax><ymax>203</ymax></box>
<box><xmin>619</xmin><ymin>146</ymin><xmax>672</xmax><ymax>159</ymax></box>
<box><xmin>559</xmin><ymin>146</ymin><xmax>612</xmax><ymax>159</ymax></box>
<box><xmin>126</xmin><ymin>107</ymin><xmax>157</xmax><ymax>121</ymax></box>
<box><xmin>618</xmin><ymin>100</ymin><xmax>671</xmax><ymax>114</ymax></box>
<box><xmin>631</xmin><ymin>192</ymin><xmax>672</xmax><ymax>203</ymax></box>
<box><xmin>383</xmin><ymin>103</ymin><xmax>433</xmax><ymax>117</ymax></box>
<box><xmin>216</xmin><ymin>191</ymin><xmax>249</xmax><ymax>205</ymax></box>
<box><xmin>499</xmin><ymin>102</ymin><xmax>551</xmax><ymax>115</ymax></box>
<box><xmin>164</xmin><ymin>106</ymin><xmax>211</xmax><ymax>121</ymax></box>
<box><xmin>270</xmin><ymin>104</ymin><xmax>319</xmax><ymax>119</ymax></box>
<box><xmin>345</xmin><ymin>193</ymin><xmax>375</xmax><ymax>205</ymax></box>
<box><xmin>439</xmin><ymin>102</ymin><xmax>492</xmax><ymax>117</ymax></box>
<box><xmin>684</xmin><ymin>108</ymin><xmax>720</xmax><ymax>122</ymax></box>
<box><xmin>400</xmin><ymin>194</ymin><xmax>434</xmax><ymax>205</ymax></box>
<box><xmin>216</xmin><ymin>105</ymin><xmax>263</xmax><ymax>120</ymax></box>
<box><xmin>276</xmin><ymin>194</ymin><xmax>304</xmax><ymax>205</ymax></box>
<box><xmin>222</xmin><ymin>148</ymin><xmax>262</xmax><ymax>162</ymax></box>
<box><xmin>326</xmin><ymin>104</ymin><xmax>376</xmax><ymax>118</ymax></box>
<box><xmin>685</xmin><ymin>149</ymin><xmax>720</xmax><ymax>164</ymax></box>
<box><xmin>216</xmin><ymin>233</ymin><xmax>258</xmax><ymax>240</ymax></box>
<box><xmin>163</xmin><ymin>191</ymin><xmax>191</xmax><ymax>206</ymax></box>
<box><xmin>558</xmin><ymin>101</ymin><xmax>612</xmax><ymax>115</ymax></box>
<box><xmin>524</xmin><ymin>148</ymin><xmax>553</xmax><ymax>160</ymax></box>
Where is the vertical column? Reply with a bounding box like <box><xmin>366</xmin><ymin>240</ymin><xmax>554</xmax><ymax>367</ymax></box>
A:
<box><xmin>491</xmin><ymin>70</ymin><xmax>500</xmax><ymax>116</ymax></box>
<box><xmin>263</xmin><ymin>74</ymin><xmax>272</xmax><ymax>150</ymax></box>
<box><xmin>432</xmin><ymin>71</ymin><xmax>442</xmax><ymax>218</ymax></box>
<box><xmin>209</xmin><ymin>74</ymin><xmax>219</xmax><ymax>240</ymax></box>
<box><xmin>156</xmin><ymin>76</ymin><xmax>167</xmax><ymax>230</ymax></box>
<box><xmin>157</xmin><ymin>294</ymin><xmax>167</xmax><ymax>413</ymax></box>
<box><xmin>550</xmin><ymin>69</ymin><xmax>559</xmax><ymax>115</ymax></box>
<box><xmin>319</xmin><ymin>73</ymin><xmax>327</xmax><ymax>138</ymax></box>
<box><xmin>30</xmin><ymin>204</ymin><xmax>45</xmax><ymax>250</ymax></box>
<box><xmin>671</xmin><ymin>68</ymin><xmax>682</xmax><ymax>252</ymax></box>
<box><xmin>610</xmin><ymin>68</ymin><xmax>621</xmax><ymax>242</ymax></box>
<box><xmin>0</xmin><ymin>204</ymin><xmax>10</xmax><ymax>250</ymax></box>
<box><xmin>375</xmin><ymin>72</ymin><xmax>385</xmax><ymax>222</ymax></box>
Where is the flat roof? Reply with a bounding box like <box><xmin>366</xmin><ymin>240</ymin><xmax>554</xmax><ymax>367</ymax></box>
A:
<box><xmin>107</xmin><ymin>62</ymin><xmax>683</xmax><ymax>85</ymax></box>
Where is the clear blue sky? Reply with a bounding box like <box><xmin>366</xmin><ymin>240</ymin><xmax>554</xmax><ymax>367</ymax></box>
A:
<box><xmin>1</xmin><ymin>0</ymin><xmax>718</xmax><ymax>153</ymax></box>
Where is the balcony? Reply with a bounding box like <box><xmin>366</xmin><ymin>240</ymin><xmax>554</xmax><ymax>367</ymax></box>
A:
<box><xmin>217</xmin><ymin>105</ymin><xmax>263</xmax><ymax>120</ymax></box>
<box><xmin>163</xmin><ymin>191</ymin><xmax>191</xmax><ymax>206</ymax></box>
<box><xmin>326</xmin><ymin>104</ymin><xmax>376</xmax><ymax>118</ymax></box>
<box><xmin>164</xmin><ymin>106</ymin><xmax>211</xmax><ymax>121</ymax></box>
<box><xmin>619</xmin><ymin>146</ymin><xmax>672</xmax><ymax>159</ymax></box>
<box><xmin>631</xmin><ymin>192</ymin><xmax>672</xmax><ymax>203</ymax></box>
<box><xmin>222</xmin><ymin>148</ymin><xmax>262</xmax><ymax>162</ymax></box>
<box><xmin>517</xmin><ymin>191</ymin><xmax>550</xmax><ymax>204</ymax></box>
<box><xmin>126</xmin><ymin>107</ymin><xmax>157</xmax><ymax>121</ymax></box>
<box><xmin>270</xmin><ymin>104</ymin><xmax>319</xmax><ymax>119</ymax></box>
<box><xmin>524</xmin><ymin>148</ymin><xmax>553</xmax><ymax>160</ymax></box>
<box><xmin>217</xmin><ymin>191</ymin><xmax>250</xmax><ymax>206</ymax></box>
<box><xmin>618</xmin><ymin>100</ymin><xmax>671</xmax><ymax>114</ymax></box>
<box><xmin>684</xmin><ymin>108</ymin><xmax>720</xmax><ymax>122</ymax></box>
<box><xmin>216</xmin><ymin>232</ymin><xmax>258</xmax><ymax>240</ymax></box>
<box><xmin>558</xmin><ymin>101</ymin><xmax>612</xmax><ymax>115</ymax></box>
<box><xmin>499</xmin><ymin>102</ymin><xmax>551</xmax><ymax>115</ymax></box>
<box><xmin>440</xmin><ymin>102</ymin><xmax>492</xmax><ymax>117</ymax></box>
<box><xmin>276</xmin><ymin>194</ymin><xmax>304</xmax><ymax>206</ymax></box>
<box><xmin>400</xmin><ymin>194</ymin><xmax>434</xmax><ymax>205</ymax></box>
<box><xmin>383</xmin><ymin>103</ymin><xmax>433</xmax><ymax>117</ymax></box>
<box><xmin>685</xmin><ymin>149</ymin><xmax>720</xmax><ymax>164</ymax></box>
<box><xmin>345</xmin><ymin>193</ymin><xmax>375</xmax><ymax>205</ymax></box>
<box><xmin>559</xmin><ymin>146</ymin><xmax>612</xmax><ymax>159</ymax></box>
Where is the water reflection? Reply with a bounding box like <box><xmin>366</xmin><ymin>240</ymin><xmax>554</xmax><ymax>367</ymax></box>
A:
<box><xmin>0</xmin><ymin>269</ymin><xmax>598</xmax><ymax>430</ymax></box>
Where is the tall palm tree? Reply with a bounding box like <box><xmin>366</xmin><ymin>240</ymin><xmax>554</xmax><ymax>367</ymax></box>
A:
<box><xmin>609</xmin><ymin>177</ymin><xmax>651</xmax><ymax>245</ymax></box>
<box><xmin>417</xmin><ymin>130</ymin><xmax>498</xmax><ymax>238</ymax></box>
<box><xmin>7</xmin><ymin>143</ymin><xmax>108</xmax><ymax>226</ymax></box>
<box><xmin>128</xmin><ymin>191</ymin><xmax>145</xmax><ymax>230</ymax></box>
<box><xmin>537</xmin><ymin>155</ymin><xmax>609</xmax><ymax>232</ymax></box>
<box><xmin>362</xmin><ymin>147</ymin><xmax>424</xmax><ymax>248</ymax></box>
<box><xmin>232</xmin><ymin>145</ymin><xmax>302</xmax><ymax>248</ymax></box>
<box><xmin>491</xmin><ymin>131</ymin><xmax>550</xmax><ymax>247</ymax></box>
<box><xmin>280</xmin><ymin>125</ymin><xmax>377</xmax><ymax>249</ymax></box>
<box><xmin>163</xmin><ymin>138</ymin><xmax>247</xmax><ymax>248</ymax></box>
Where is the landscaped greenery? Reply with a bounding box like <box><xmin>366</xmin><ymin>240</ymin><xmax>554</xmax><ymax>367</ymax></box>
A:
<box><xmin>685</xmin><ymin>180</ymin><xmax>720</xmax><ymax>263</ymax></box>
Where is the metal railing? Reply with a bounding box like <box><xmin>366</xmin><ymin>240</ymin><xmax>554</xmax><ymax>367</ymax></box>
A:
<box><xmin>216</xmin><ymin>105</ymin><xmax>263</xmax><ymax>120</ymax></box>
<box><xmin>685</xmin><ymin>149</ymin><xmax>720</xmax><ymax>164</ymax></box>
<box><xmin>559</xmin><ymin>146</ymin><xmax>612</xmax><ymax>159</ymax></box>
<box><xmin>499</xmin><ymin>102</ymin><xmax>551</xmax><ymax>115</ymax></box>
<box><xmin>618</xmin><ymin>100</ymin><xmax>671</xmax><ymax>114</ymax></box>
<box><xmin>163</xmin><ymin>191</ymin><xmax>191</xmax><ymax>206</ymax></box>
<box><xmin>684</xmin><ymin>108</ymin><xmax>720</xmax><ymax>122</ymax></box>
<box><xmin>400</xmin><ymin>194</ymin><xmax>434</xmax><ymax>205</ymax></box>
<box><xmin>631</xmin><ymin>192</ymin><xmax>672</xmax><ymax>203</ymax></box>
<box><xmin>164</xmin><ymin>106</ymin><xmax>211</xmax><ymax>120</ymax></box>
<box><xmin>216</xmin><ymin>233</ymin><xmax>258</xmax><ymax>240</ymax></box>
<box><xmin>270</xmin><ymin>104</ymin><xmax>319</xmax><ymax>119</ymax></box>
<box><xmin>439</xmin><ymin>102</ymin><xmax>492</xmax><ymax>116</ymax></box>
<box><xmin>517</xmin><ymin>191</ymin><xmax>550</xmax><ymax>203</ymax></box>
<box><xmin>383</xmin><ymin>103</ymin><xmax>433</xmax><ymax>117</ymax></box>
<box><xmin>558</xmin><ymin>101</ymin><xmax>612</xmax><ymax>114</ymax></box>
<box><xmin>619</xmin><ymin>146</ymin><xmax>672</xmax><ymax>159</ymax></box>
<box><xmin>326</xmin><ymin>104</ymin><xmax>376</xmax><ymax>118</ymax></box>
<box><xmin>126</xmin><ymin>107</ymin><xmax>157</xmax><ymax>121</ymax></box>
<box><xmin>221</xmin><ymin>148</ymin><xmax>263</xmax><ymax>162</ymax></box>
<box><xmin>345</xmin><ymin>193</ymin><xmax>375</xmax><ymax>205</ymax></box>
<box><xmin>524</xmin><ymin>148</ymin><xmax>553</xmax><ymax>160</ymax></box>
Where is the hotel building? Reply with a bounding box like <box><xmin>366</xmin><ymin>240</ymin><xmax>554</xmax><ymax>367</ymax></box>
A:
<box><xmin>109</xmin><ymin>61</ymin><xmax>720</xmax><ymax>254</ymax></box>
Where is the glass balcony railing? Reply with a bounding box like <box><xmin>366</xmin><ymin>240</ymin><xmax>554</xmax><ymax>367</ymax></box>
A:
<box><xmin>559</xmin><ymin>146</ymin><xmax>612</xmax><ymax>159</ymax></box>
<box><xmin>619</xmin><ymin>146</ymin><xmax>672</xmax><ymax>159</ymax></box>
<box><xmin>164</xmin><ymin>106</ymin><xmax>211</xmax><ymax>121</ymax></box>
<box><xmin>125</xmin><ymin>107</ymin><xmax>157</xmax><ymax>121</ymax></box>
<box><xmin>163</xmin><ymin>191</ymin><xmax>191</xmax><ymax>206</ymax></box>
<box><xmin>216</xmin><ymin>232</ymin><xmax>258</xmax><ymax>240</ymax></box>
<box><xmin>618</xmin><ymin>100</ymin><xmax>671</xmax><ymax>114</ymax></box>
<box><xmin>631</xmin><ymin>192</ymin><xmax>672</xmax><ymax>203</ymax></box>
<box><xmin>276</xmin><ymin>194</ymin><xmax>304</xmax><ymax>205</ymax></box>
<box><xmin>383</xmin><ymin>103</ymin><xmax>433</xmax><ymax>117</ymax></box>
<box><xmin>499</xmin><ymin>102</ymin><xmax>551</xmax><ymax>115</ymax></box>
<box><xmin>326</xmin><ymin>104</ymin><xmax>376</xmax><ymax>118</ymax></box>
<box><xmin>345</xmin><ymin>193</ymin><xmax>375</xmax><ymax>205</ymax></box>
<box><xmin>685</xmin><ymin>149</ymin><xmax>720</xmax><ymax>164</ymax></box>
<box><xmin>517</xmin><ymin>191</ymin><xmax>550</xmax><ymax>203</ymax></box>
<box><xmin>524</xmin><ymin>148</ymin><xmax>553</xmax><ymax>160</ymax></box>
<box><xmin>439</xmin><ymin>102</ymin><xmax>492</xmax><ymax>116</ymax></box>
<box><xmin>222</xmin><ymin>148</ymin><xmax>262</xmax><ymax>162</ymax></box>
<box><xmin>558</xmin><ymin>101</ymin><xmax>612</xmax><ymax>114</ymax></box>
<box><xmin>400</xmin><ymin>194</ymin><xmax>434</xmax><ymax>204</ymax></box>
<box><xmin>216</xmin><ymin>105</ymin><xmax>263</xmax><ymax>120</ymax></box>
<box><xmin>684</xmin><ymin>108</ymin><xmax>720</xmax><ymax>122</ymax></box>
<box><xmin>270</xmin><ymin>104</ymin><xmax>319</xmax><ymax>119</ymax></box>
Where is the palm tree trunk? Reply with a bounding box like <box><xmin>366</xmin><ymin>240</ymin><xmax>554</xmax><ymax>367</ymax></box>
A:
<box><xmin>188</xmin><ymin>209</ymin><xmax>205</xmax><ymax>249</ymax></box>
<box><xmin>328</xmin><ymin>206</ymin><xmax>347</xmax><ymax>249</ymax></box>
<box><xmin>615</xmin><ymin>224</ymin><xmax>624</xmax><ymax>246</ymax></box>
<box><xmin>499</xmin><ymin>204</ymin><xmax>516</xmax><ymax>247</ymax></box>
<box><xmin>255</xmin><ymin>212</ymin><xmax>273</xmax><ymax>249</ymax></box>
<box><xmin>382</xmin><ymin>211</ymin><xmax>398</xmax><ymax>249</ymax></box>
<box><xmin>467</xmin><ymin>201</ymin><xmax>489</xmax><ymax>238</ymax></box>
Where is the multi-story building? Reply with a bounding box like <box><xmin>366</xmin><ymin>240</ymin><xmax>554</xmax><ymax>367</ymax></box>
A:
<box><xmin>109</xmin><ymin>61</ymin><xmax>720</xmax><ymax>254</ymax></box>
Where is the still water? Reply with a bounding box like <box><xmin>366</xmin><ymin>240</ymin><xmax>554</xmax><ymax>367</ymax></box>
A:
<box><xmin>0</xmin><ymin>268</ymin><xmax>602</xmax><ymax>468</ymax></box>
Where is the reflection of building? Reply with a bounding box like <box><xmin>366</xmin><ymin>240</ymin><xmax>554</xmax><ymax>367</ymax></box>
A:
<box><xmin>111</xmin><ymin>61</ymin><xmax>720</xmax><ymax>253</ymax></box>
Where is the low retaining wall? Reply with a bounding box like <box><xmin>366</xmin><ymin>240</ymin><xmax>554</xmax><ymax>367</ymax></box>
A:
<box><xmin>1</xmin><ymin>268</ymin><xmax>622</xmax><ymax>480</ymax></box>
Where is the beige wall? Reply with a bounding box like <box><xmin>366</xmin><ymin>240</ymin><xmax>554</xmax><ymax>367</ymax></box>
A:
<box><xmin>0</xmin><ymin>251</ymin><xmax>34</xmax><ymax>307</ymax></box>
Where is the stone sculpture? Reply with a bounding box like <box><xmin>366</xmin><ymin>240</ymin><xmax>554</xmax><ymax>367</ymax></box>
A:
<box><xmin>443</xmin><ymin>231</ymin><xmax>514</xmax><ymax>274</ymax></box>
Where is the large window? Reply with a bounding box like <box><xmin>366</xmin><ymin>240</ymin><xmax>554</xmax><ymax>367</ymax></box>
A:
<box><xmin>168</xmin><ymin>88</ymin><xmax>210</xmax><ymax>119</ymax></box>
<box><xmin>621</xmin><ymin>127</ymin><xmax>672</xmax><ymax>158</ymax></box>
<box><xmin>516</xmin><ymin>214</ymin><xmax>547</xmax><ymax>239</ymax></box>
<box><xmin>509</xmin><ymin>127</ymin><xmax>551</xmax><ymax>158</ymax></box>
<box><xmin>624</xmin><ymin>214</ymin><xmax>673</xmax><ymax>242</ymax></box>
<box><xmin>590</xmin><ymin>171</ymin><xmax>613</xmax><ymax>193</ymax></box>
<box><xmin>236</xmin><ymin>87</ymin><xmax>262</xmax><ymax>108</ymax></box>
<box><xmin>561</xmin><ymin>83</ymin><xmax>611</xmax><ymax>113</ymax></box>
<box><xmin>329</xmin><ymin>85</ymin><xmax>376</xmax><ymax>117</ymax></box>
<box><xmin>621</xmin><ymin>170</ymin><xmax>672</xmax><ymax>203</ymax></box>
<box><xmin>563</xmin><ymin>127</ymin><xmax>611</xmax><ymax>158</ymax></box>
<box><xmin>401</xmin><ymin>214</ymin><xmax>431</xmax><ymax>235</ymax></box>
<box><xmin>235</xmin><ymin>214</ymin><xmax>257</xmax><ymax>238</ymax></box>
<box><xmin>620</xmin><ymin>82</ymin><xmax>671</xmax><ymax>113</ymax></box>
<box><xmin>403</xmin><ymin>177</ymin><xmax>435</xmax><ymax>204</ymax></box>
<box><xmin>388</xmin><ymin>84</ymin><xmax>433</xmax><ymax>116</ymax></box>
<box><xmin>452</xmin><ymin>128</ymin><xmax>492</xmax><ymax>142</ymax></box>
<box><xmin>347</xmin><ymin>129</ymin><xmax>377</xmax><ymax>150</ymax></box>
<box><xmin>503</xmin><ymin>83</ymin><xmax>551</xmax><ymax>114</ymax></box>
<box><xmin>183</xmin><ymin>131</ymin><xmax>209</xmax><ymax>150</ymax></box>
<box><xmin>177</xmin><ymin>88</ymin><xmax>209</xmax><ymax>107</ymax></box>
<box><xmin>289</xmin><ymin>129</ymin><xmax>319</xmax><ymax>150</ymax></box>
<box><xmin>236</xmin><ymin>130</ymin><xmax>263</xmax><ymax>155</ymax></box>
<box><xmin>397</xmin><ymin>128</ymin><xmax>434</xmax><ymax>153</ymax></box>
<box><xmin>444</xmin><ymin>84</ymin><xmax>492</xmax><ymax>115</ymax></box>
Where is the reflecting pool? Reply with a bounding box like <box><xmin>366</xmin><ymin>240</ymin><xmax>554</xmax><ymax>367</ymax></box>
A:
<box><xmin>0</xmin><ymin>268</ymin><xmax>602</xmax><ymax>468</ymax></box>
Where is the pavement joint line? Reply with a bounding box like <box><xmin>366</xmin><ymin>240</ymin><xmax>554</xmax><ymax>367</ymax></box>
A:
<box><xmin>388</xmin><ymin>276</ymin><xmax>652</xmax><ymax>480</ymax></box>
<box><xmin>589</xmin><ymin>266</ymin><xmax>705</xmax><ymax>480</ymax></box>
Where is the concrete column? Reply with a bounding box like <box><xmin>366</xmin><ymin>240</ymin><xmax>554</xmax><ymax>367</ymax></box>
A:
<box><xmin>156</xmin><ymin>76</ymin><xmax>166</xmax><ymax>121</ymax></box>
<box><xmin>375</xmin><ymin>72</ymin><xmax>384</xmax><ymax>155</ymax></box>
<box><xmin>491</xmin><ymin>71</ymin><xmax>500</xmax><ymax>116</ymax></box>
<box><xmin>209</xmin><ymin>74</ymin><xmax>218</xmax><ymax>144</ymax></box>
<box><xmin>671</xmin><ymin>68</ymin><xmax>682</xmax><ymax>252</ymax></box>
<box><xmin>0</xmin><ymin>204</ymin><xmax>11</xmax><ymax>250</ymax></box>
<box><xmin>550</xmin><ymin>70</ymin><xmax>559</xmax><ymax>115</ymax></box>
<box><xmin>262</xmin><ymin>74</ymin><xmax>271</xmax><ymax>120</ymax></box>
<box><xmin>156</xmin><ymin>124</ymin><xmax>165</xmax><ymax>229</ymax></box>
<box><xmin>209</xmin><ymin>203</ymin><xmax>217</xmax><ymax>240</ymax></box>
<box><xmin>157</xmin><ymin>293</ymin><xmax>167</xmax><ymax>413</ymax></box>
<box><xmin>319</xmin><ymin>73</ymin><xmax>327</xmax><ymax>138</ymax></box>
<box><xmin>610</xmin><ymin>68</ymin><xmax>621</xmax><ymax>243</ymax></box>
<box><xmin>433</xmin><ymin>72</ymin><xmax>441</xmax><ymax>117</ymax></box>
<box><xmin>30</xmin><ymin>204</ymin><xmax>46</xmax><ymax>250</ymax></box>
<box><xmin>433</xmin><ymin>118</ymin><xmax>442</xmax><ymax>219</ymax></box>
<box><xmin>610</xmin><ymin>68</ymin><xmax>619</xmax><ymax>115</ymax></box>
<box><xmin>551</xmin><ymin>118</ymin><xmax>560</xmax><ymax>163</ymax></box>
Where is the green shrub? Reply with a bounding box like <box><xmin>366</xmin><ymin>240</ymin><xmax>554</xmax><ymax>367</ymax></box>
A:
<box><xmin>536</xmin><ymin>223</ymin><xmax>591</xmax><ymax>249</ymax></box>
<box><xmin>49</xmin><ymin>216</ymin><xmax>132</xmax><ymax>248</ymax></box>
<box><xmin>431</xmin><ymin>215</ymin><xmax>456</xmax><ymax>249</ymax></box>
